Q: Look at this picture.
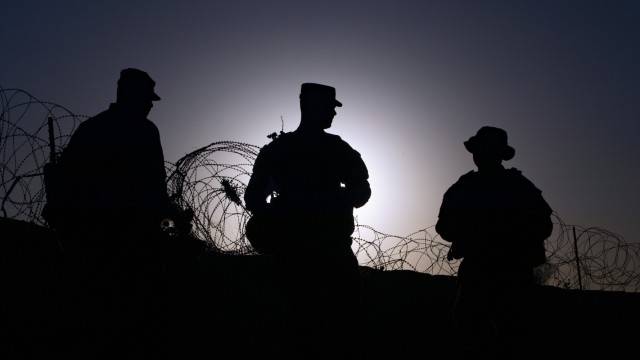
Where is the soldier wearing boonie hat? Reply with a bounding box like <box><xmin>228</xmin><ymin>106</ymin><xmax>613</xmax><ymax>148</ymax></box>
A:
<box><xmin>463</xmin><ymin>126</ymin><xmax>515</xmax><ymax>161</ymax></box>
<box><xmin>435</xmin><ymin>126</ymin><xmax>553</xmax><ymax>359</ymax></box>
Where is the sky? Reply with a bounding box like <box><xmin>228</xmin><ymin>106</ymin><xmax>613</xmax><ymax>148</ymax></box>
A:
<box><xmin>2</xmin><ymin>0</ymin><xmax>639</xmax><ymax>244</ymax></box>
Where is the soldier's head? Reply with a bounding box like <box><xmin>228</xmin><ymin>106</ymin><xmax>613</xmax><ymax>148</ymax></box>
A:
<box><xmin>116</xmin><ymin>68</ymin><xmax>161</xmax><ymax>117</ymax></box>
<box><xmin>299</xmin><ymin>83</ymin><xmax>342</xmax><ymax>130</ymax></box>
<box><xmin>464</xmin><ymin>126</ymin><xmax>515</xmax><ymax>169</ymax></box>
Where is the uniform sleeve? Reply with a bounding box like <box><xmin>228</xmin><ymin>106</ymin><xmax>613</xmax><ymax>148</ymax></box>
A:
<box><xmin>516</xmin><ymin>174</ymin><xmax>553</xmax><ymax>241</ymax></box>
<box><xmin>342</xmin><ymin>146</ymin><xmax>371</xmax><ymax>209</ymax></box>
<box><xmin>244</xmin><ymin>145</ymin><xmax>273</xmax><ymax>214</ymax></box>
<box><xmin>61</xmin><ymin>121</ymin><xmax>91</xmax><ymax>170</ymax></box>
<box><xmin>435</xmin><ymin>184</ymin><xmax>459</xmax><ymax>242</ymax></box>
<box><xmin>141</xmin><ymin>121</ymin><xmax>171</xmax><ymax>212</ymax></box>
<box><xmin>435</xmin><ymin>172</ymin><xmax>476</xmax><ymax>242</ymax></box>
<box><xmin>57</xmin><ymin>121</ymin><xmax>98</xmax><ymax>210</ymax></box>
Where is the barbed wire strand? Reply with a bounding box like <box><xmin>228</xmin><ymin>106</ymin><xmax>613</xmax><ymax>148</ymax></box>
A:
<box><xmin>2</xmin><ymin>87</ymin><xmax>638</xmax><ymax>292</ymax></box>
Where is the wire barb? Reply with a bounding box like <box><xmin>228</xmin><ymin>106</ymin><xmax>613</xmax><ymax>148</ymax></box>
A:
<box><xmin>2</xmin><ymin>86</ymin><xmax>639</xmax><ymax>292</ymax></box>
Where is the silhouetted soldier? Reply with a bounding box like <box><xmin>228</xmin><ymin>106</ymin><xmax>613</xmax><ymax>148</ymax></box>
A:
<box><xmin>435</xmin><ymin>126</ymin><xmax>553</xmax><ymax>360</ymax></box>
<box><xmin>49</xmin><ymin>68</ymin><xmax>173</xmax><ymax>358</ymax></box>
<box><xmin>54</xmin><ymin>68</ymin><xmax>171</xmax><ymax>238</ymax></box>
<box><xmin>245</xmin><ymin>83</ymin><xmax>371</xmax><ymax>359</ymax></box>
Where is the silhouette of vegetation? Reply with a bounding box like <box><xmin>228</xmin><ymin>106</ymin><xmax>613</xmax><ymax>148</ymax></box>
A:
<box><xmin>2</xmin><ymin>87</ymin><xmax>639</xmax><ymax>292</ymax></box>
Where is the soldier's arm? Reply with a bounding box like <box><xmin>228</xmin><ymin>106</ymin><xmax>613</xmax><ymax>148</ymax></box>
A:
<box><xmin>435</xmin><ymin>176</ymin><xmax>477</xmax><ymax>242</ymax></box>
<box><xmin>244</xmin><ymin>148</ymin><xmax>272</xmax><ymax>214</ymax></box>
<box><xmin>514</xmin><ymin>171</ymin><xmax>554</xmax><ymax>240</ymax></box>
<box><xmin>528</xmin><ymin>191</ymin><xmax>554</xmax><ymax>240</ymax></box>
<box><xmin>342</xmin><ymin>149</ymin><xmax>371</xmax><ymax>209</ymax></box>
<box><xmin>435</xmin><ymin>196</ymin><xmax>457</xmax><ymax>242</ymax></box>
<box><xmin>147</xmin><ymin>122</ymin><xmax>171</xmax><ymax>207</ymax></box>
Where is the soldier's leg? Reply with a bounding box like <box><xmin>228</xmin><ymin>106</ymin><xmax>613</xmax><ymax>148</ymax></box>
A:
<box><xmin>454</xmin><ymin>284</ymin><xmax>496</xmax><ymax>359</ymax></box>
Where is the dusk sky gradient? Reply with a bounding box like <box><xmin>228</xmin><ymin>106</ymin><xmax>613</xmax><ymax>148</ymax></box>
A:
<box><xmin>3</xmin><ymin>1</ymin><xmax>639</xmax><ymax>245</ymax></box>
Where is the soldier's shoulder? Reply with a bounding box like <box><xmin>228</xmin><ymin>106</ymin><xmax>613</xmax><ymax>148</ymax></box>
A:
<box><xmin>506</xmin><ymin>167</ymin><xmax>524</xmax><ymax>177</ymax></box>
<box><xmin>71</xmin><ymin>110</ymin><xmax>111</xmax><ymax>137</ymax></box>
<box><xmin>323</xmin><ymin>132</ymin><xmax>360</xmax><ymax>153</ymax></box>
<box><xmin>259</xmin><ymin>131</ymin><xmax>293</xmax><ymax>153</ymax></box>
<box><xmin>506</xmin><ymin>167</ymin><xmax>542</xmax><ymax>192</ymax></box>
<box><xmin>506</xmin><ymin>167</ymin><xmax>530</xmax><ymax>181</ymax></box>
<box><xmin>79</xmin><ymin>109</ymin><xmax>108</xmax><ymax>125</ymax></box>
<box><xmin>139</xmin><ymin>118</ymin><xmax>161</xmax><ymax>135</ymax></box>
<box><xmin>444</xmin><ymin>170</ymin><xmax>477</xmax><ymax>194</ymax></box>
<box><xmin>457</xmin><ymin>170</ymin><xmax>478</xmax><ymax>183</ymax></box>
<box><xmin>323</xmin><ymin>132</ymin><xmax>344</xmax><ymax>142</ymax></box>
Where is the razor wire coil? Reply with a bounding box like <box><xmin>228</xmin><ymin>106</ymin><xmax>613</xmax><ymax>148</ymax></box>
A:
<box><xmin>2</xmin><ymin>87</ymin><xmax>639</xmax><ymax>292</ymax></box>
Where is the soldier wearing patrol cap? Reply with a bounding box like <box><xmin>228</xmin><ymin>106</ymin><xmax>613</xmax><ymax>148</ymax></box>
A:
<box><xmin>47</xmin><ymin>68</ymin><xmax>173</xmax><ymax>357</ymax></box>
<box><xmin>245</xmin><ymin>82</ymin><xmax>371</xmax><ymax>359</ymax></box>
<box><xmin>53</xmin><ymin>68</ymin><xmax>170</xmax><ymax>235</ymax></box>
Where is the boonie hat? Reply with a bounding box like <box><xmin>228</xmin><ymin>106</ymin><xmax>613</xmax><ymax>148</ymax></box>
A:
<box><xmin>464</xmin><ymin>126</ymin><xmax>515</xmax><ymax>161</ymax></box>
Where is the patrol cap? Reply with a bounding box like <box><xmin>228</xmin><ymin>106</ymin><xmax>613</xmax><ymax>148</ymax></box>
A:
<box><xmin>464</xmin><ymin>126</ymin><xmax>515</xmax><ymax>161</ymax></box>
<box><xmin>117</xmin><ymin>68</ymin><xmax>161</xmax><ymax>101</ymax></box>
<box><xmin>300</xmin><ymin>83</ymin><xmax>342</xmax><ymax>107</ymax></box>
